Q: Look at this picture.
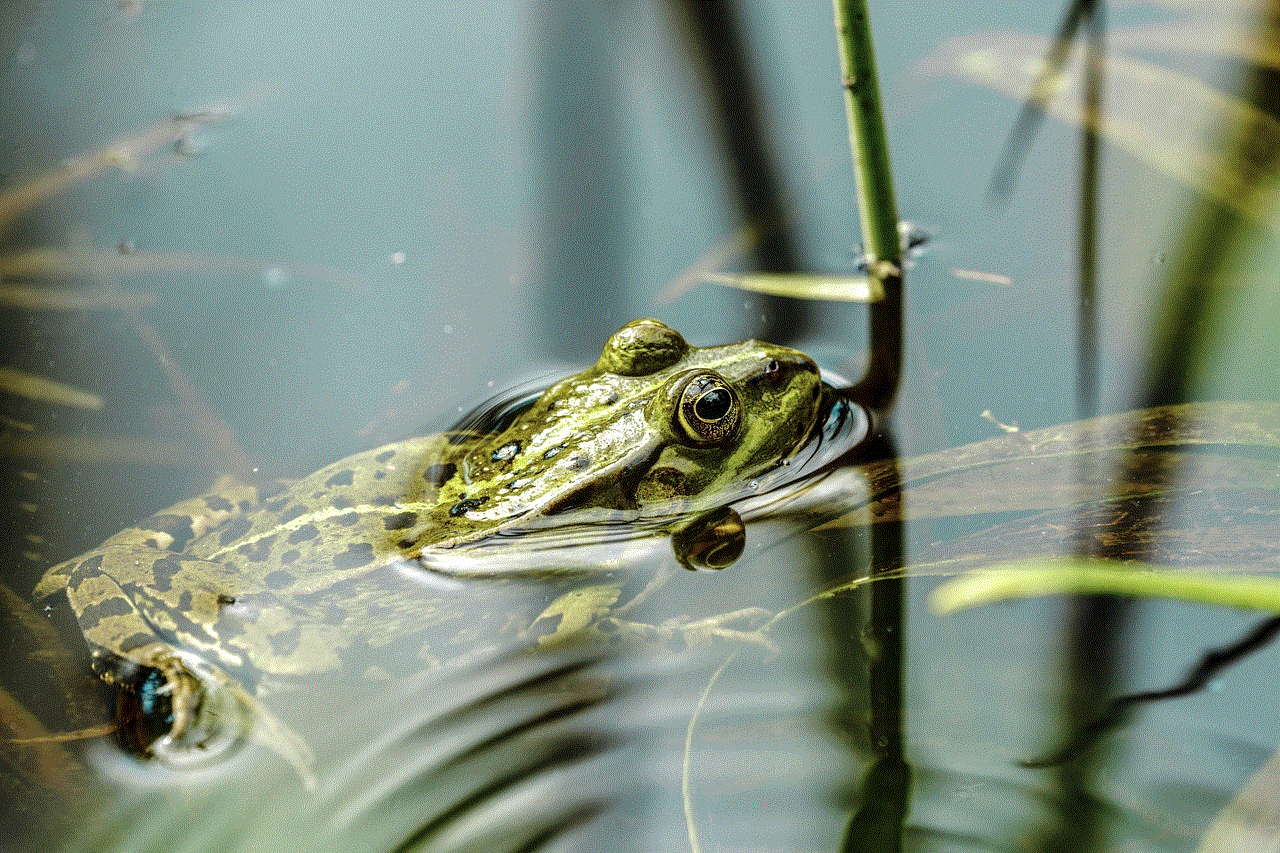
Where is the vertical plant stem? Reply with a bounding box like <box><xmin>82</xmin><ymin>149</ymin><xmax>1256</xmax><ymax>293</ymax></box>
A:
<box><xmin>833</xmin><ymin>0</ymin><xmax>900</xmax><ymax>271</ymax></box>
<box><xmin>842</xmin><ymin>459</ymin><xmax>910</xmax><ymax>853</ymax></box>
<box><xmin>833</xmin><ymin>0</ymin><xmax>902</xmax><ymax>408</ymax></box>
<box><xmin>1076</xmin><ymin>0</ymin><xmax>1103</xmax><ymax>420</ymax></box>
<box><xmin>829</xmin><ymin>8</ymin><xmax>909</xmax><ymax>849</ymax></box>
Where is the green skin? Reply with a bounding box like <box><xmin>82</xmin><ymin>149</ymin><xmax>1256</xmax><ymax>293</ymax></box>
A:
<box><xmin>35</xmin><ymin>319</ymin><xmax>826</xmax><ymax>765</ymax></box>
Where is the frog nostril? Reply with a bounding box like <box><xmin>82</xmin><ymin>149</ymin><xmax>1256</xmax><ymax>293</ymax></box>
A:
<box><xmin>749</xmin><ymin>358</ymin><xmax>787</xmax><ymax>387</ymax></box>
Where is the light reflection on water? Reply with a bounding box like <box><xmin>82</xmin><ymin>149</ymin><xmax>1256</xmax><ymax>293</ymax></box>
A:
<box><xmin>50</xmin><ymin>532</ymin><xmax>843</xmax><ymax>853</ymax></box>
<box><xmin>21</xmin><ymin>514</ymin><xmax>1280</xmax><ymax>853</ymax></box>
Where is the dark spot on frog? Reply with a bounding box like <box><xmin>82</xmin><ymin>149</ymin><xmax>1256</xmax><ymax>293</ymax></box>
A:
<box><xmin>264</xmin><ymin>570</ymin><xmax>296</xmax><ymax>590</ymax></box>
<box><xmin>604</xmin><ymin>391</ymin><xmax>619</xmax><ymax>405</ymax></box>
<box><xmin>542</xmin><ymin>444</ymin><xmax>565</xmax><ymax>459</ymax></box>
<box><xmin>287</xmin><ymin>523</ymin><xmax>320</xmax><ymax>545</ymax></box>
<box><xmin>204</xmin><ymin>495</ymin><xmax>235</xmax><ymax>513</ymax></box>
<box><xmin>141</xmin><ymin>513</ymin><xmax>197</xmax><ymax>550</ymax></box>
<box><xmin>263</xmin><ymin>494</ymin><xmax>292</xmax><ymax>514</ymax></box>
<box><xmin>216</xmin><ymin>594</ymin><xmax>236</xmax><ymax>606</ymax></box>
<box><xmin>370</xmin><ymin>495</ymin><xmax>397</xmax><ymax>507</ymax></box>
<box><xmin>373</xmin><ymin>470</ymin><xmax>387</xmax><ymax>480</ymax></box>
<box><xmin>383</xmin><ymin>510</ymin><xmax>418</xmax><ymax>530</ymax></box>
<box><xmin>541</xmin><ymin>483</ymin><xmax>596</xmax><ymax>516</ymax></box>
<box><xmin>269</xmin><ymin>625</ymin><xmax>304</xmax><ymax>658</ymax></box>
<box><xmin>280</xmin><ymin>549</ymin><xmax>300</xmax><ymax>565</ymax></box>
<box><xmin>282</xmin><ymin>504</ymin><xmax>315</xmax><ymax>525</ymax></box>
<box><xmin>147</xmin><ymin>555</ymin><xmax>186</xmax><ymax>590</ymax></box>
<box><xmin>491</xmin><ymin>440</ymin><xmax>521</xmax><ymax>462</ymax></box>
<box><xmin>423</xmin><ymin>463</ymin><xmax>457</xmax><ymax>487</ymax></box>
<box><xmin>332</xmin><ymin>495</ymin><xmax>352</xmax><ymax>510</ymax></box>
<box><xmin>334</xmin><ymin>511</ymin><xmax>361</xmax><ymax>527</ymax></box>
<box><xmin>256</xmin><ymin>480</ymin><xmax>292</xmax><ymax>501</ymax></box>
<box><xmin>79</xmin><ymin>596</ymin><xmax>133</xmax><ymax>626</ymax></box>
<box><xmin>449</xmin><ymin>497</ymin><xmax>488</xmax><ymax>517</ymax></box>
<box><xmin>375</xmin><ymin>449</ymin><xmax>396</xmax><ymax>464</ymax></box>
<box><xmin>236</xmin><ymin>535</ymin><xmax>276</xmax><ymax>561</ymax></box>
<box><xmin>360</xmin><ymin>603</ymin><xmax>394</xmax><ymax>625</ymax></box>
<box><xmin>325</xmin><ymin>469</ymin><xmax>355</xmax><ymax>488</ymax></box>
<box><xmin>568</xmin><ymin>454</ymin><xmax>591</xmax><ymax>472</ymax></box>
<box><xmin>118</xmin><ymin>630</ymin><xmax>158</xmax><ymax>654</ymax></box>
<box><xmin>216</xmin><ymin>515</ymin><xmax>254</xmax><ymax>548</ymax></box>
<box><xmin>333</xmin><ymin>542</ymin><xmax>376</xmax><ymax>571</ymax></box>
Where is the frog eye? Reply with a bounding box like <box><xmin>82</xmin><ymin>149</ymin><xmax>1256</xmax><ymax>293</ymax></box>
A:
<box><xmin>675</xmin><ymin>372</ymin><xmax>740</xmax><ymax>446</ymax></box>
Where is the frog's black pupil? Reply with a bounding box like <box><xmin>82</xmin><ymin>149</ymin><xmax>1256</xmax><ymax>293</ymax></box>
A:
<box><xmin>695</xmin><ymin>388</ymin><xmax>732</xmax><ymax>422</ymax></box>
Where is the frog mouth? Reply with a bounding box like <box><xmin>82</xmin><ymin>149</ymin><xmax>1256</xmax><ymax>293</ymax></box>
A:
<box><xmin>742</xmin><ymin>387</ymin><xmax>871</xmax><ymax>500</ymax></box>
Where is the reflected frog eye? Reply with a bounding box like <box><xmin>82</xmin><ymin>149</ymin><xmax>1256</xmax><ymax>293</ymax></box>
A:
<box><xmin>675</xmin><ymin>372</ymin><xmax>740</xmax><ymax>446</ymax></box>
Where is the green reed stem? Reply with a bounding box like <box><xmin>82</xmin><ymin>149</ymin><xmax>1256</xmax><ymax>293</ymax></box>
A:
<box><xmin>833</xmin><ymin>0</ymin><xmax>902</xmax><ymax>407</ymax></box>
<box><xmin>833</xmin><ymin>0</ymin><xmax>900</xmax><ymax>275</ymax></box>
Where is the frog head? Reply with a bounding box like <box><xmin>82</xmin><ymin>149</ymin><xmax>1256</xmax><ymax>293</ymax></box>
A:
<box><xmin>427</xmin><ymin>319</ymin><xmax>828</xmax><ymax>565</ymax></box>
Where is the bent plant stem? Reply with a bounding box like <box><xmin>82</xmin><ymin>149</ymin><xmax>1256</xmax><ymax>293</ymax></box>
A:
<box><xmin>833</xmin><ymin>0</ymin><xmax>902</xmax><ymax>408</ymax></box>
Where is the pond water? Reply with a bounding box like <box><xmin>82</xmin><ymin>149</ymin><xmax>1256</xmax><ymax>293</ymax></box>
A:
<box><xmin>3</xmin><ymin>2</ymin><xmax>1279</xmax><ymax>852</ymax></box>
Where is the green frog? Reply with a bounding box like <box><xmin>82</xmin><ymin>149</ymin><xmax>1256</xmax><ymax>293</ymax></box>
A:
<box><xmin>34</xmin><ymin>318</ymin><xmax>829</xmax><ymax>778</ymax></box>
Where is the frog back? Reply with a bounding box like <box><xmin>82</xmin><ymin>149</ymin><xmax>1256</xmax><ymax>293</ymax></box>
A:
<box><xmin>182</xmin><ymin>434</ymin><xmax>457</xmax><ymax>593</ymax></box>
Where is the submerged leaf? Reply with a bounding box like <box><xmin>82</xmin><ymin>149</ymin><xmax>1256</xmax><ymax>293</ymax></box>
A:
<box><xmin>913</xmin><ymin>488</ymin><xmax>1280</xmax><ymax>573</ymax></box>
<box><xmin>0</xmin><ymin>87</ymin><xmax>268</xmax><ymax>233</ymax></box>
<box><xmin>0</xmin><ymin>249</ymin><xmax>366</xmax><ymax>291</ymax></box>
<box><xmin>807</xmin><ymin>401</ymin><xmax>1280</xmax><ymax>529</ymax></box>
<box><xmin>0</xmin><ymin>368</ymin><xmax>102</xmax><ymax>410</ymax></box>
<box><xmin>0</xmin><ymin>283</ymin><xmax>157</xmax><ymax>312</ymax></box>
<box><xmin>704</xmin><ymin>270</ymin><xmax>883</xmax><ymax>302</ymax></box>
<box><xmin>0</xmin><ymin>434</ymin><xmax>201</xmax><ymax>467</ymax></box>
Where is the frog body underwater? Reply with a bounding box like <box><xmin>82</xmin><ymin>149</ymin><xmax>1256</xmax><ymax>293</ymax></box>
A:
<box><xmin>35</xmin><ymin>319</ymin><xmax>828</xmax><ymax>771</ymax></box>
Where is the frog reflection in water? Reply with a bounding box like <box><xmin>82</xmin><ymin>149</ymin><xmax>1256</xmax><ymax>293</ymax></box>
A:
<box><xmin>36</xmin><ymin>319</ymin><xmax>829</xmax><ymax>772</ymax></box>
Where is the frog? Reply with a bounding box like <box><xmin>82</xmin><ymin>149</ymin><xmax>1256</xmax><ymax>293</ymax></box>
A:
<box><xmin>34</xmin><ymin>318</ymin><xmax>830</xmax><ymax>779</ymax></box>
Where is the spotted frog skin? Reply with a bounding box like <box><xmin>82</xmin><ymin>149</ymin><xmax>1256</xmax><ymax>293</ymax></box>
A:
<box><xmin>35</xmin><ymin>319</ymin><xmax>827</xmax><ymax>771</ymax></box>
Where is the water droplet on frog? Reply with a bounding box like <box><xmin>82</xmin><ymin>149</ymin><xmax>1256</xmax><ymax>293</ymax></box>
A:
<box><xmin>491</xmin><ymin>441</ymin><xmax>521</xmax><ymax>462</ymax></box>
